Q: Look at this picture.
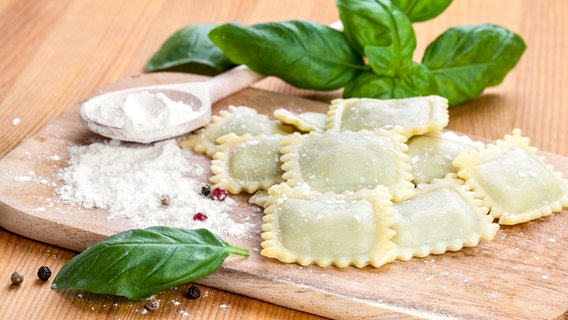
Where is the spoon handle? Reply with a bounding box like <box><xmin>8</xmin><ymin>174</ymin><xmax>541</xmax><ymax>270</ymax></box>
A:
<box><xmin>205</xmin><ymin>65</ymin><xmax>266</xmax><ymax>103</ymax></box>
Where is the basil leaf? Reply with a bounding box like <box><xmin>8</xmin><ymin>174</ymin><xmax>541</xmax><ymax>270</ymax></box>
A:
<box><xmin>343</xmin><ymin>61</ymin><xmax>428</xmax><ymax>99</ymax></box>
<box><xmin>422</xmin><ymin>23</ymin><xmax>526</xmax><ymax>105</ymax></box>
<box><xmin>392</xmin><ymin>0</ymin><xmax>453</xmax><ymax>22</ymax></box>
<box><xmin>337</xmin><ymin>0</ymin><xmax>416</xmax><ymax>73</ymax></box>
<box><xmin>343</xmin><ymin>71</ymin><xmax>398</xmax><ymax>99</ymax></box>
<box><xmin>364</xmin><ymin>45</ymin><xmax>402</xmax><ymax>77</ymax></box>
<box><xmin>145</xmin><ymin>24</ymin><xmax>235</xmax><ymax>74</ymax></box>
<box><xmin>52</xmin><ymin>227</ymin><xmax>248</xmax><ymax>300</ymax></box>
<box><xmin>209</xmin><ymin>20</ymin><xmax>365</xmax><ymax>91</ymax></box>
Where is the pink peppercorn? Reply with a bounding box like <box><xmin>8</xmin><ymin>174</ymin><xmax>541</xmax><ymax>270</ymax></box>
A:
<box><xmin>192</xmin><ymin>212</ymin><xmax>208</xmax><ymax>221</ymax></box>
<box><xmin>211</xmin><ymin>187</ymin><xmax>227</xmax><ymax>201</ymax></box>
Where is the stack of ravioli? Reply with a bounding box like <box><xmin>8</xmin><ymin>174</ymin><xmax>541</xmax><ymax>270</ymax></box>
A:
<box><xmin>179</xmin><ymin>96</ymin><xmax>568</xmax><ymax>268</ymax></box>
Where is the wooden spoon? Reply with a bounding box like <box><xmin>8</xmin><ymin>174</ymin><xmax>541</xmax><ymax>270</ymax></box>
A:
<box><xmin>79</xmin><ymin>65</ymin><xmax>265</xmax><ymax>143</ymax></box>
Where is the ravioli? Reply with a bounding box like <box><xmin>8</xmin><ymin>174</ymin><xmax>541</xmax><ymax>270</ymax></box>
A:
<box><xmin>273</xmin><ymin>109</ymin><xmax>327</xmax><ymax>133</ymax></box>
<box><xmin>179</xmin><ymin>105</ymin><xmax>292</xmax><ymax>157</ymax></box>
<box><xmin>210</xmin><ymin>134</ymin><xmax>284</xmax><ymax>194</ymax></box>
<box><xmin>261</xmin><ymin>183</ymin><xmax>396</xmax><ymax>268</ymax></box>
<box><xmin>393</xmin><ymin>175</ymin><xmax>499</xmax><ymax>260</ymax></box>
<box><xmin>454</xmin><ymin>129</ymin><xmax>568</xmax><ymax>225</ymax></box>
<box><xmin>327</xmin><ymin>96</ymin><xmax>449</xmax><ymax>137</ymax></box>
<box><xmin>248</xmin><ymin>190</ymin><xmax>270</xmax><ymax>208</ymax></box>
<box><xmin>191</xmin><ymin>100</ymin><xmax>566</xmax><ymax>269</ymax></box>
<box><xmin>408</xmin><ymin>131</ymin><xmax>484</xmax><ymax>185</ymax></box>
<box><xmin>280</xmin><ymin>129</ymin><xmax>414</xmax><ymax>201</ymax></box>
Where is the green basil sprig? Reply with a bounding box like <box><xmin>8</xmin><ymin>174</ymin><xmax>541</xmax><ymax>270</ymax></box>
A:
<box><xmin>52</xmin><ymin>227</ymin><xmax>248</xmax><ymax>300</ymax></box>
<box><xmin>336</xmin><ymin>0</ymin><xmax>525</xmax><ymax>105</ymax></box>
<box><xmin>145</xmin><ymin>0</ymin><xmax>526</xmax><ymax>106</ymax></box>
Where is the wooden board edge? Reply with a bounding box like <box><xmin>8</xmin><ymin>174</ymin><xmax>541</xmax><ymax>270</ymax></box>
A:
<box><xmin>198</xmin><ymin>267</ymin><xmax>433</xmax><ymax>320</ymax></box>
<box><xmin>0</xmin><ymin>201</ymin><xmax>107</xmax><ymax>251</ymax></box>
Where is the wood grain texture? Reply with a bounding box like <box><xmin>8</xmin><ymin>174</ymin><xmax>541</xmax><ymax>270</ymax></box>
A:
<box><xmin>1</xmin><ymin>0</ymin><xmax>568</xmax><ymax>319</ymax></box>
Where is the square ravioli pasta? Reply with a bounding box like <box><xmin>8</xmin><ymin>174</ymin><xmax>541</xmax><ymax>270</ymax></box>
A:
<box><xmin>454</xmin><ymin>129</ymin><xmax>568</xmax><ymax>225</ymax></box>
<box><xmin>407</xmin><ymin>131</ymin><xmax>485</xmax><ymax>185</ymax></box>
<box><xmin>280</xmin><ymin>129</ymin><xmax>414</xmax><ymax>202</ymax></box>
<box><xmin>327</xmin><ymin>95</ymin><xmax>448</xmax><ymax>137</ymax></box>
<box><xmin>179</xmin><ymin>105</ymin><xmax>292</xmax><ymax>158</ymax></box>
<box><xmin>261</xmin><ymin>183</ymin><xmax>396</xmax><ymax>268</ymax></box>
<box><xmin>273</xmin><ymin>108</ymin><xmax>327</xmax><ymax>133</ymax></box>
<box><xmin>210</xmin><ymin>134</ymin><xmax>284</xmax><ymax>194</ymax></box>
<box><xmin>392</xmin><ymin>174</ymin><xmax>499</xmax><ymax>261</ymax></box>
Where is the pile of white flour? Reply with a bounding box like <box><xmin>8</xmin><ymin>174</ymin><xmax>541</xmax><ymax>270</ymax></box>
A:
<box><xmin>57</xmin><ymin>139</ymin><xmax>253</xmax><ymax>237</ymax></box>
<box><xmin>81</xmin><ymin>91</ymin><xmax>198</xmax><ymax>143</ymax></box>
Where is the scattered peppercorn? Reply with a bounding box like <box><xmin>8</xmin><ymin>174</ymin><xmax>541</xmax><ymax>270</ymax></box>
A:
<box><xmin>211</xmin><ymin>187</ymin><xmax>227</xmax><ymax>201</ymax></box>
<box><xmin>37</xmin><ymin>266</ymin><xmax>52</xmax><ymax>281</ymax></box>
<box><xmin>186</xmin><ymin>285</ymin><xmax>201</xmax><ymax>299</ymax></box>
<box><xmin>192</xmin><ymin>212</ymin><xmax>208</xmax><ymax>221</ymax></box>
<box><xmin>144</xmin><ymin>298</ymin><xmax>160</xmax><ymax>312</ymax></box>
<box><xmin>10</xmin><ymin>272</ymin><xmax>24</xmax><ymax>285</ymax></box>
<box><xmin>200</xmin><ymin>184</ymin><xmax>211</xmax><ymax>197</ymax></box>
<box><xmin>160</xmin><ymin>194</ymin><xmax>171</xmax><ymax>207</ymax></box>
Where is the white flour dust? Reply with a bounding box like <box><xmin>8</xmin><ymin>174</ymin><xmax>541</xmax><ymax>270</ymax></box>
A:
<box><xmin>57</xmin><ymin>139</ymin><xmax>253</xmax><ymax>236</ymax></box>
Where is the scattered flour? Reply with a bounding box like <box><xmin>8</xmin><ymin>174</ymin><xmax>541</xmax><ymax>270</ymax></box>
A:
<box><xmin>56</xmin><ymin>139</ymin><xmax>253</xmax><ymax>236</ymax></box>
<box><xmin>14</xmin><ymin>170</ymin><xmax>57</xmax><ymax>187</ymax></box>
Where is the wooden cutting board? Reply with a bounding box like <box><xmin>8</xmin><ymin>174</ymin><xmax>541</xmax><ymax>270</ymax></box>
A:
<box><xmin>1</xmin><ymin>73</ymin><xmax>567</xmax><ymax>320</ymax></box>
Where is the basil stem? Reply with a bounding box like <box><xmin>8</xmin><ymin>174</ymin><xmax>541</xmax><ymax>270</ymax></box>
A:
<box><xmin>52</xmin><ymin>227</ymin><xmax>248</xmax><ymax>300</ymax></box>
<box><xmin>209</xmin><ymin>20</ymin><xmax>366</xmax><ymax>91</ymax></box>
<box><xmin>145</xmin><ymin>24</ymin><xmax>235</xmax><ymax>75</ymax></box>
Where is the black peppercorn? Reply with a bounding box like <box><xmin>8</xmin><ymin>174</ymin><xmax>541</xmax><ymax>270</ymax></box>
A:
<box><xmin>160</xmin><ymin>194</ymin><xmax>171</xmax><ymax>207</ymax></box>
<box><xmin>37</xmin><ymin>266</ymin><xmax>52</xmax><ymax>281</ymax></box>
<box><xmin>144</xmin><ymin>298</ymin><xmax>160</xmax><ymax>312</ymax></box>
<box><xmin>10</xmin><ymin>272</ymin><xmax>24</xmax><ymax>285</ymax></box>
<box><xmin>200</xmin><ymin>184</ymin><xmax>211</xmax><ymax>197</ymax></box>
<box><xmin>186</xmin><ymin>285</ymin><xmax>201</xmax><ymax>299</ymax></box>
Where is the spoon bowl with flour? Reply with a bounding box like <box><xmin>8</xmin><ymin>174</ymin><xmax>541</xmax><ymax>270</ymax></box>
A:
<box><xmin>80</xmin><ymin>65</ymin><xmax>265</xmax><ymax>144</ymax></box>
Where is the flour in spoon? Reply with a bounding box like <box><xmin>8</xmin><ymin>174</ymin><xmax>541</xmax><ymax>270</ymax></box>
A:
<box><xmin>57</xmin><ymin>139</ymin><xmax>254</xmax><ymax>237</ymax></box>
<box><xmin>83</xmin><ymin>91</ymin><xmax>197</xmax><ymax>140</ymax></box>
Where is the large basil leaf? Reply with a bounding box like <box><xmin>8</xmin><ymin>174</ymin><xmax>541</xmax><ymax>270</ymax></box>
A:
<box><xmin>343</xmin><ymin>61</ymin><xmax>429</xmax><ymax>99</ymax></box>
<box><xmin>52</xmin><ymin>227</ymin><xmax>248</xmax><ymax>300</ymax></box>
<box><xmin>336</xmin><ymin>0</ymin><xmax>416</xmax><ymax>75</ymax></box>
<box><xmin>145</xmin><ymin>24</ymin><xmax>235</xmax><ymax>74</ymax></box>
<box><xmin>392</xmin><ymin>0</ymin><xmax>453</xmax><ymax>22</ymax></box>
<box><xmin>422</xmin><ymin>23</ymin><xmax>526</xmax><ymax>105</ymax></box>
<box><xmin>209</xmin><ymin>20</ymin><xmax>365</xmax><ymax>91</ymax></box>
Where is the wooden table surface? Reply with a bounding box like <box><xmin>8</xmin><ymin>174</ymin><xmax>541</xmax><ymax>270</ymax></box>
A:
<box><xmin>1</xmin><ymin>0</ymin><xmax>567</xmax><ymax>319</ymax></box>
